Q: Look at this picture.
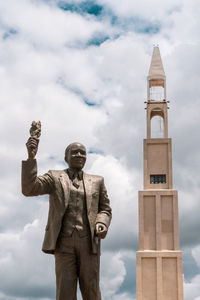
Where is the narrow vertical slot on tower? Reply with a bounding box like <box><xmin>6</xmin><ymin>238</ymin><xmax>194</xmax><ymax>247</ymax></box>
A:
<box><xmin>143</xmin><ymin>196</ymin><xmax>156</xmax><ymax>250</ymax></box>
<box><xmin>161</xmin><ymin>196</ymin><xmax>174</xmax><ymax>250</ymax></box>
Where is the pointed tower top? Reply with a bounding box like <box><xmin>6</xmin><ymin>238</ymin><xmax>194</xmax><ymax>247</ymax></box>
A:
<box><xmin>148</xmin><ymin>46</ymin><xmax>165</xmax><ymax>78</ymax></box>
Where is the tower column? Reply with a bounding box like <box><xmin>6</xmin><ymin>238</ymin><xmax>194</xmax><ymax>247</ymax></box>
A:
<box><xmin>136</xmin><ymin>46</ymin><xmax>184</xmax><ymax>300</ymax></box>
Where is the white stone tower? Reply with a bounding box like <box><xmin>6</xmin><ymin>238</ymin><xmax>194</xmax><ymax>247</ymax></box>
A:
<box><xmin>136</xmin><ymin>46</ymin><xmax>184</xmax><ymax>300</ymax></box>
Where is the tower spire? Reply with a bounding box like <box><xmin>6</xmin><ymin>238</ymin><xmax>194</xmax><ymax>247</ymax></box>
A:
<box><xmin>148</xmin><ymin>46</ymin><xmax>165</xmax><ymax>78</ymax></box>
<box><xmin>147</xmin><ymin>46</ymin><xmax>166</xmax><ymax>101</ymax></box>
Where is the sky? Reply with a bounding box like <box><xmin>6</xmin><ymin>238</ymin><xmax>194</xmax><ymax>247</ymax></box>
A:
<box><xmin>0</xmin><ymin>0</ymin><xmax>200</xmax><ymax>299</ymax></box>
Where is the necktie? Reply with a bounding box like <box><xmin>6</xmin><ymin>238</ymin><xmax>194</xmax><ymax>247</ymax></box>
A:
<box><xmin>72</xmin><ymin>175</ymin><xmax>79</xmax><ymax>189</ymax></box>
<box><xmin>67</xmin><ymin>169</ymin><xmax>83</xmax><ymax>189</ymax></box>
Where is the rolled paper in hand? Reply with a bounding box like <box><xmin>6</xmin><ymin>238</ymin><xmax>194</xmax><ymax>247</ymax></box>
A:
<box><xmin>30</xmin><ymin>121</ymin><xmax>41</xmax><ymax>139</ymax></box>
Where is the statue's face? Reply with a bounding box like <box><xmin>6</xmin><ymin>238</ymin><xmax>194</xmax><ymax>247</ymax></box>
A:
<box><xmin>66</xmin><ymin>143</ymin><xmax>86</xmax><ymax>171</ymax></box>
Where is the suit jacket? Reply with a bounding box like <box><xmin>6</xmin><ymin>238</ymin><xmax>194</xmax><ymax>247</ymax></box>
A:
<box><xmin>21</xmin><ymin>159</ymin><xmax>112</xmax><ymax>254</ymax></box>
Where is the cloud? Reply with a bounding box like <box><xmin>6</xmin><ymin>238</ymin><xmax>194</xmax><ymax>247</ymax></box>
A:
<box><xmin>182</xmin><ymin>248</ymin><xmax>200</xmax><ymax>286</ymax></box>
<box><xmin>184</xmin><ymin>274</ymin><xmax>200</xmax><ymax>300</ymax></box>
<box><xmin>192</xmin><ymin>245</ymin><xmax>200</xmax><ymax>269</ymax></box>
<box><xmin>97</xmin><ymin>0</ymin><xmax>182</xmax><ymax>21</ymax></box>
<box><xmin>100</xmin><ymin>250</ymin><xmax>136</xmax><ymax>300</ymax></box>
<box><xmin>101</xmin><ymin>251</ymin><xmax>126</xmax><ymax>298</ymax></box>
<box><xmin>58</xmin><ymin>1</ymin><xmax>104</xmax><ymax>17</ymax></box>
<box><xmin>87</xmin><ymin>154</ymin><xmax>139</xmax><ymax>252</ymax></box>
<box><xmin>0</xmin><ymin>203</ymin><xmax>136</xmax><ymax>299</ymax></box>
<box><xmin>0</xmin><ymin>219</ymin><xmax>55</xmax><ymax>299</ymax></box>
<box><xmin>0</xmin><ymin>0</ymin><xmax>106</xmax><ymax>49</ymax></box>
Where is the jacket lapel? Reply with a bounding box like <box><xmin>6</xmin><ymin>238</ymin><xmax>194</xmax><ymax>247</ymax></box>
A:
<box><xmin>58</xmin><ymin>170</ymin><xmax>93</xmax><ymax>212</ymax></box>
<box><xmin>83</xmin><ymin>173</ymin><xmax>92</xmax><ymax>214</ymax></box>
<box><xmin>59</xmin><ymin>170</ymin><xmax>70</xmax><ymax>207</ymax></box>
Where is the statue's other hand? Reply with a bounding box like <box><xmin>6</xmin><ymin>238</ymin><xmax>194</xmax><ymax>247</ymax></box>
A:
<box><xmin>95</xmin><ymin>223</ymin><xmax>107</xmax><ymax>239</ymax></box>
<box><xmin>26</xmin><ymin>137</ymin><xmax>39</xmax><ymax>160</ymax></box>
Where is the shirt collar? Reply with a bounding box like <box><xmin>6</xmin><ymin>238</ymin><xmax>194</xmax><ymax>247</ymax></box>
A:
<box><xmin>67</xmin><ymin>168</ymin><xmax>83</xmax><ymax>180</ymax></box>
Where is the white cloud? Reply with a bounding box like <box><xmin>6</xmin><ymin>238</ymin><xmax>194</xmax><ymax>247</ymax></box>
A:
<box><xmin>0</xmin><ymin>219</ymin><xmax>55</xmax><ymax>299</ymax></box>
<box><xmin>0</xmin><ymin>0</ymin><xmax>105</xmax><ymax>48</ymax></box>
<box><xmin>192</xmin><ymin>245</ymin><xmax>200</xmax><ymax>268</ymax></box>
<box><xmin>97</xmin><ymin>0</ymin><xmax>182</xmax><ymax>20</ymax></box>
<box><xmin>184</xmin><ymin>274</ymin><xmax>200</xmax><ymax>300</ymax></box>
<box><xmin>101</xmin><ymin>251</ymin><xmax>126</xmax><ymax>298</ymax></box>
<box><xmin>87</xmin><ymin>154</ymin><xmax>139</xmax><ymax>251</ymax></box>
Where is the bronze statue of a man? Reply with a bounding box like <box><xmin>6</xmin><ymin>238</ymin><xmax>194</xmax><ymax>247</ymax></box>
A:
<box><xmin>21</xmin><ymin>132</ymin><xmax>112</xmax><ymax>300</ymax></box>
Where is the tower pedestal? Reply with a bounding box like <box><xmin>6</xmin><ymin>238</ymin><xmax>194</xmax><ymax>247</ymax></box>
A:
<box><xmin>136</xmin><ymin>251</ymin><xmax>183</xmax><ymax>300</ymax></box>
<box><xmin>136</xmin><ymin>190</ymin><xmax>183</xmax><ymax>300</ymax></box>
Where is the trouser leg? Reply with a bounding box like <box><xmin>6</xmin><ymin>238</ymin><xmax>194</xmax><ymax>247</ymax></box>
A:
<box><xmin>76</xmin><ymin>234</ymin><xmax>101</xmax><ymax>300</ymax></box>
<box><xmin>55</xmin><ymin>236</ymin><xmax>78</xmax><ymax>300</ymax></box>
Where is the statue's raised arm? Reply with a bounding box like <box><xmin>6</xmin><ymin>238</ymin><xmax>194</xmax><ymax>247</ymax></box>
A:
<box><xmin>26</xmin><ymin>121</ymin><xmax>41</xmax><ymax>160</ymax></box>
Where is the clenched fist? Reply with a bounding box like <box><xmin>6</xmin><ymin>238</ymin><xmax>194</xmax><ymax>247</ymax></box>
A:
<box><xmin>26</xmin><ymin>137</ymin><xmax>39</xmax><ymax>160</ymax></box>
<box><xmin>95</xmin><ymin>223</ymin><xmax>107</xmax><ymax>239</ymax></box>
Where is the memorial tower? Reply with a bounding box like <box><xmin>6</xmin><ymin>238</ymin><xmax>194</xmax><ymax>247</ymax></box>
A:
<box><xmin>136</xmin><ymin>46</ymin><xmax>184</xmax><ymax>300</ymax></box>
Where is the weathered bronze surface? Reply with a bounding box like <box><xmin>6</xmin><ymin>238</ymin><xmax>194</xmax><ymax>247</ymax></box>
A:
<box><xmin>30</xmin><ymin>121</ymin><xmax>41</xmax><ymax>138</ymax></box>
<box><xmin>21</xmin><ymin>122</ymin><xmax>112</xmax><ymax>300</ymax></box>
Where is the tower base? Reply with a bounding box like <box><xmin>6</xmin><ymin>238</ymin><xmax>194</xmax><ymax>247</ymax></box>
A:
<box><xmin>136</xmin><ymin>251</ymin><xmax>184</xmax><ymax>300</ymax></box>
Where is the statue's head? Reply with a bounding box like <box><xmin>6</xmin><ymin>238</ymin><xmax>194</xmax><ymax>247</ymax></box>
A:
<box><xmin>65</xmin><ymin>142</ymin><xmax>86</xmax><ymax>171</ymax></box>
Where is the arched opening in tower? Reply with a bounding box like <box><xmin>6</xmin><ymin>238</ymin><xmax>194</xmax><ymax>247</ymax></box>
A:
<box><xmin>151</xmin><ymin>115</ymin><xmax>164</xmax><ymax>138</ymax></box>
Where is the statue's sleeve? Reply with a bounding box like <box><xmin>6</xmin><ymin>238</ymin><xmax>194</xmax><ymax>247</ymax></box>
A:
<box><xmin>21</xmin><ymin>159</ymin><xmax>54</xmax><ymax>196</ymax></box>
<box><xmin>95</xmin><ymin>178</ymin><xmax>112</xmax><ymax>228</ymax></box>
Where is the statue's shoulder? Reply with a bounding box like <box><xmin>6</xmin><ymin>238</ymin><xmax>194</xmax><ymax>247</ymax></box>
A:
<box><xmin>48</xmin><ymin>169</ymin><xmax>67</xmax><ymax>179</ymax></box>
<box><xmin>84</xmin><ymin>172</ymin><xmax>103</xmax><ymax>182</ymax></box>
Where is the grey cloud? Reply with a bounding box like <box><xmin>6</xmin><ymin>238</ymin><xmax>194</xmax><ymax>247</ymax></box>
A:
<box><xmin>180</xmin><ymin>210</ymin><xmax>200</xmax><ymax>248</ymax></box>
<box><xmin>117</xmin><ymin>254</ymin><xmax>136</xmax><ymax>297</ymax></box>
<box><xmin>182</xmin><ymin>248</ymin><xmax>200</xmax><ymax>282</ymax></box>
<box><xmin>102</xmin><ymin>231</ymin><xmax>138</xmax><ymax>252</ymax></box>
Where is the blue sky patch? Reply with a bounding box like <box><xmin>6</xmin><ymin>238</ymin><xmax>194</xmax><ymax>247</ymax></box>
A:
<box><xmin>58</xmin><ymin>1</ymin><xmax>103</xmax><ymax>17</ymax></box>
<box><xmin>3</xmin><ymin>28</ymin><xmax>18</xmax><ymax>40</ymax></box>
<box><xmin>109</xmin><ymin>13</ymin><xmax>160</xmax><ymax>35</ymax></box>
<box><xmin>138</xmin><ymin>23</ymin><xmax>160</xmax><ymax>34</ymax></box>
<box><xmin>129</xmin><ymin>19</ymin><xmax>160</xmax><ymax>35</ymax></box>
<box><xmin>88</xmin><ymin>148</ymin><xmax>104</xmax><ymax>155</ymax></box>
<box><xmin>58</xmin><ymin>1</ymin><xmax>160</xmax><ymax>38</ymax></box>
<box><xmin>87</xmin><ymin>35</ymin><xmax>109</xmax><ymax>46</ymax></box>
<box><xmin>56</xmin><ymin>77</ymin><xmax>99</xmax><ymax>107</ymax></box>
<box><xmin>49</xmin><ymin>155</ymin><xmax>56</xmax><ymax>160</ymax></box>
<box><xmin>84</xmin><ymin>99</ymin><xmax>98</xmax><ymax>106</ymax></box>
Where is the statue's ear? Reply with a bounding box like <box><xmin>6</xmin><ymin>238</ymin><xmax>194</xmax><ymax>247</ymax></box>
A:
<box><xmin>64</xmin><ymin>148</ymin><xmax>71</xmax><ymax>165</ymax></box>
<box><xmin>64</xmin><ymin>155</ymin><xmax>68</xmax><ymax>164</ymax></box>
